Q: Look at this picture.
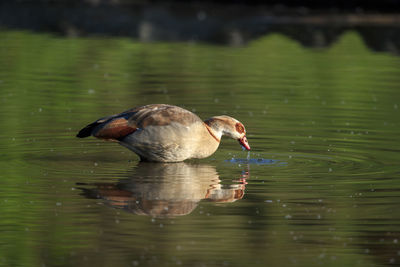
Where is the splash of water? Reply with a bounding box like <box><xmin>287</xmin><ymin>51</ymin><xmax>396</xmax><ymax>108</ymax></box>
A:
<box><xmin>230</xmin><ymin>148</ymin><xmax>281</xmax><ymax>165</ymax></box>
<box><xmin>226</xmin><ymin>158</ymin><xmax>281</xmax><ymax>165</ymax></box>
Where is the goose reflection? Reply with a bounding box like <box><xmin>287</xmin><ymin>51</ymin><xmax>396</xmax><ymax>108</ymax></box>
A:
<box><xmin>78</xmin><ymin>163</ymin><xmax>248</xmax><ymax>217</ymax></box>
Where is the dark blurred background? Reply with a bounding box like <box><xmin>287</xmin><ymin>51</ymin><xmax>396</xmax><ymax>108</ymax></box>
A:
<box><xmin>1</xmin><ymin>0</ymin><xmax>400</xmax><ymax>53</ymax></box>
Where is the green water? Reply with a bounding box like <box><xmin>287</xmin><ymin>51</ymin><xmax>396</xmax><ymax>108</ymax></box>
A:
<box><xmin>0</xmin><ymin>30</ymin><xmax>400</xmax><ymax>267</ymax></box>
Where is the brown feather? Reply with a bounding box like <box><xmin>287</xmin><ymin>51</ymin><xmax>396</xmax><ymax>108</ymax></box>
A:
<box><xmin>126</xmin><ymin>104</ymin><xmax>199</xmax><ymax>128</ymax></box>
<box><xmin>94</xmin><ymin>118</ymin><xmax>137</xmax><ymax>140</ymax></box>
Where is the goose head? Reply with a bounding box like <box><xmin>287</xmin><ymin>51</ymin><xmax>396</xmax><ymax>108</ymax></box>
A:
<box><xmin>204</xmin><ymin>115</ymin><xmax>250</xmax><ymax>150</ymax></box>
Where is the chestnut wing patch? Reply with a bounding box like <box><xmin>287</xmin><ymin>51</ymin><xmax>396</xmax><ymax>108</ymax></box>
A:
<box><xmin>94</xmin><ymin>118</ymin><xmax>137</xmax><ymax>140</ymax></box>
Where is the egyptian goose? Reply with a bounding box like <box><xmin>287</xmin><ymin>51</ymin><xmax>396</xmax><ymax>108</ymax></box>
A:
<box><xmin>76</xmin><ymin>104</ymin><xmax>250</xmax><ymax>162</ymax></box>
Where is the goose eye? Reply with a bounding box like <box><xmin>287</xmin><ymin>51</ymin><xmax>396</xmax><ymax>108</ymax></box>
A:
<box><xmin>235</xmin><ymin>123</ymin><xmax>245</xmax><ymax>134</ymax></box>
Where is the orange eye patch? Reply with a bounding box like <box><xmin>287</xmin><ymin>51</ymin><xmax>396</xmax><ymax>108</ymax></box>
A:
<box><xmin>235</xmin><ymin>123</ymin><xmax>245</xmax><ymax>134</ymax></box>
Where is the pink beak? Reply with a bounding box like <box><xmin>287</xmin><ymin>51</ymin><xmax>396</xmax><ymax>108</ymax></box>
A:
<box><xmin>239</xmin><ymin>136</ymin><xmax>251</xmax><ymax>150</ymax></box>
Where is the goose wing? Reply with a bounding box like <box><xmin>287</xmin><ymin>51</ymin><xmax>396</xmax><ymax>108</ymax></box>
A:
<box><xmin>76</xmin><ymin>104</ymin><xmax>201</xmax><ymax>141</ymax></box>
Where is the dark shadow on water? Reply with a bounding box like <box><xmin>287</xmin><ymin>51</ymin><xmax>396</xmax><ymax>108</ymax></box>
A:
<box><xmin>77</xmin><ymin>162</ymin><xmax>248</xmax><ymax>218</ymax></box>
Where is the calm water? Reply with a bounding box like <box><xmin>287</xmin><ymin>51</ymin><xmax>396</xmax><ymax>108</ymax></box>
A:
<box><xmin>0</xmin><ymin>29</ymin><xmax>400</xmax><ymax>267</ymax></box>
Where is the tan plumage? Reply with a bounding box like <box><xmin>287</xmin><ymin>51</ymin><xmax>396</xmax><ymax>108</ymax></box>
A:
<box><xmin>77</xmin><ymin>104</ymin><xmax>250</xmax><ymax>162</ymax></box>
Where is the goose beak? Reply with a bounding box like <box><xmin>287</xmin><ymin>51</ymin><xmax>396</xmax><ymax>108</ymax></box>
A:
<box><xmin>239</xmin><ymin>136</ymin><xmax>251</xmax><ymax>150</ymax></box>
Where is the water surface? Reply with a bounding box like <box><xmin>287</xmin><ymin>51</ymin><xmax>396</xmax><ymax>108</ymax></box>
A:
<box><xmin>0</xmin><ymin>29</ymin><xmax>399</xmax><ymax>266</ymax></box>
